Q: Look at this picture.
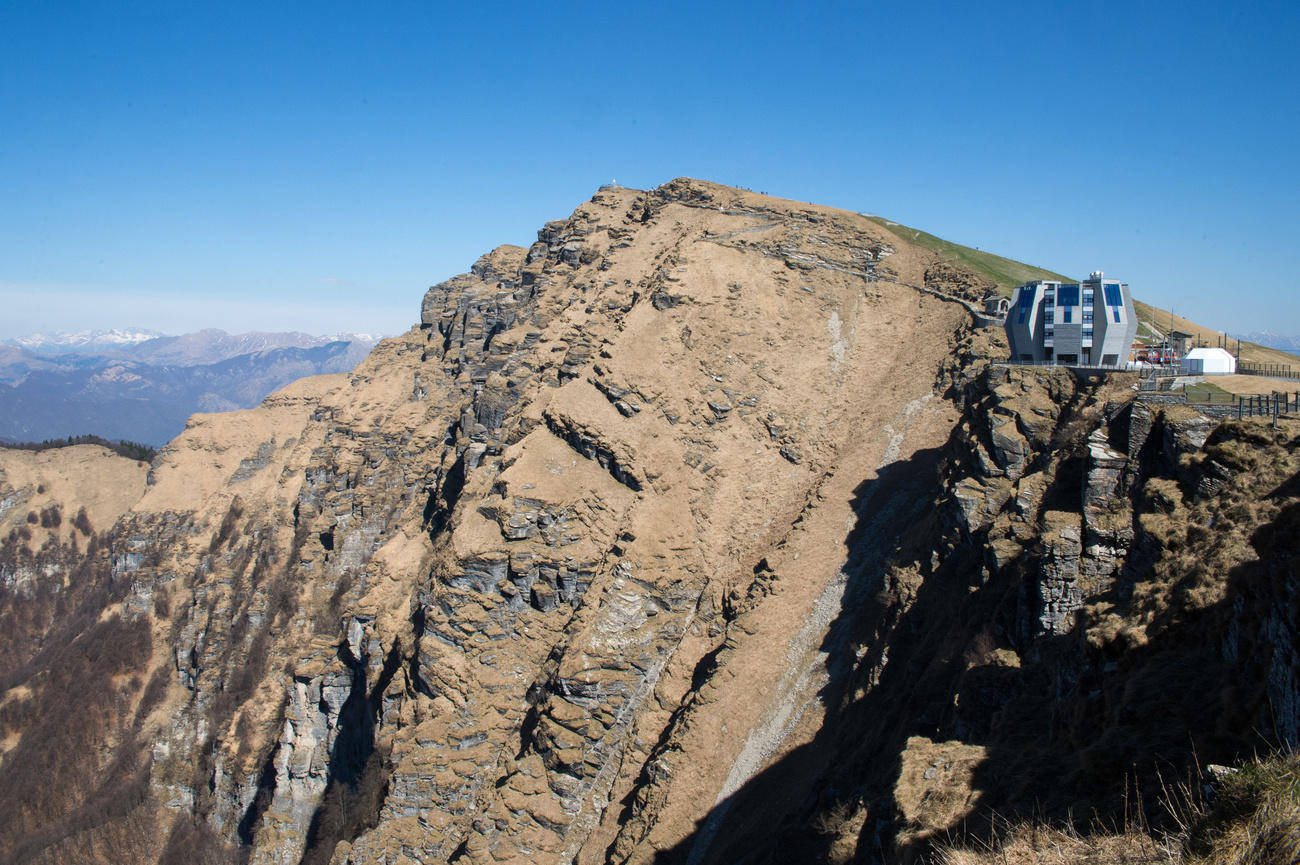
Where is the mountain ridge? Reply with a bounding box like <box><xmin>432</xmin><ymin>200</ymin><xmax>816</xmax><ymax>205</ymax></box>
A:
<box><xmin>0</xmin><ymin>331</ymin><xmax>381</xmax><ymax>445</ymax></box>
<box><xmin>2</xmin><ymin>327</ymin><xmax>166</xmax><ymax>352</ymax></box>
<box><xmin>0</xmin><ymin>178</ymin><xmax>1295</xmax><ymax>865</ymax></box>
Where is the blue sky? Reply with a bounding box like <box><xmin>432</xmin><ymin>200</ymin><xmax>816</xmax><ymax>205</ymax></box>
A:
<box><xmin>2</xmin><ymin>0</ymin><xmax>1296</xmax><ymax>339</ymax></box>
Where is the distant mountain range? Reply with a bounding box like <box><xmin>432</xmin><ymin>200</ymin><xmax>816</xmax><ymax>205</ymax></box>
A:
<box><xmin>1231</xmin><ymin>331</ymin><xmax>1300</xmax><ymax>353</ymax></box>
<box><xmin>2</xmin><ymin>327</ymin><xmax>380</xmax><ymax>359</ymax></box>
<box><xmin>0</xmin><ymin>328</ymin><xmax>382</xmax><ymax>446</ymax></box>
<box><xmin>2</xmin><ymin>327</ymin><xmax>166</xmax><ymax>352</ymax></box>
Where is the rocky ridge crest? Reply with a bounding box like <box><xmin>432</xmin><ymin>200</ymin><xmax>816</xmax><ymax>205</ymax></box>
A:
<box><xmin>0</xmin><ymin>180</ymin><xmax>1296</xmax><ymax>865</ymax></box>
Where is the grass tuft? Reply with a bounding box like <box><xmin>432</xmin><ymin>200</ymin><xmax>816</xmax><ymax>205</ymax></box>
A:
<box><xmin>932</xmin><ymin>751</ymin><xmax>1300</xmax><ymax>865</ymax></box>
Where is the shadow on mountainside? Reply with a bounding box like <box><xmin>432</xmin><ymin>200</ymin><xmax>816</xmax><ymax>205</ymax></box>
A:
<box><xmin>647</xmin><ymin>427</ymin><xmax>1300</xmax><ymax>865</ymax></box>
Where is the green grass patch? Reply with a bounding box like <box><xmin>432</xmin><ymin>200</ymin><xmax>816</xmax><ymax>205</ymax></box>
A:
<box><xmin>1183</xmin><ymin>381</ymin><xmax>1236</xmax><ymax>405</ymax></box>
<box><xmin>864</xmin><ymin>215</ymin><xmax>1300</xmax><ymax>368</ymax></box>
<box><xmin>866</xmin><ymin>216</ymin><xmax>1072</xmax><ymax>295</ymax></box>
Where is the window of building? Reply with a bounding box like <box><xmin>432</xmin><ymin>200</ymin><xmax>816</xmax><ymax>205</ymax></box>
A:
<box><xmin>1083</xmin><ymin>328</ymin><xmax>1093</xmax><ymax>339</ymax></box>
<box><xmin>1113</xmin><ymin>308</ymin><xmax>1122</xmax><ymax>323</ymax></box>
<box><xmin>1057</xmin><ymin>285</ymin><xmax>1080</xmax><ymax>306</ymax></box>
<box><xmin>1104</xmin><ymin>284</ymin><xmax>1123</xmax><ymax>306</ymax></box>
<box><xmin>1045</xmin><ymin>310</ymin><xmax>1054</xmax><ymax>324</ymax></box>
<box><xmin>1063</xmin><ymin>309</ymin><xmax>1072</xmax><ymax>323</ymax></box>
<box><xmin>1083</xmin><ymin>310</ymin><xmax>1093</xmax><ymax>323</ymax></box>
<box><xmin>1017</xmin><ymin>288</ymin><xmax>1035</xmax><ymax>324</ymax></box>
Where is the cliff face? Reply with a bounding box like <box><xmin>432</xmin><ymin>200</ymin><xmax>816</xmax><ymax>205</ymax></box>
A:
<box><xmin>0</xmin><ymin>179</ymin><xmax>1296</xmax><ymax>865</ymax></box>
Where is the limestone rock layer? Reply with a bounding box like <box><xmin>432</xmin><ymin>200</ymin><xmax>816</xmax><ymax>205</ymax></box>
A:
<box><xmin>1</xmin><ymin>179</ymin><xmax>1297</xmax><ymax>865</ymax></box>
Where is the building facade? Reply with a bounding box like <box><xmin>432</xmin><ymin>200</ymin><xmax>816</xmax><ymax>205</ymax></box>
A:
<box><xmin>1181</xmin><ymin>347</ymin><xmax>1237</xmax><ymax>375</ymax></box>
<box><xmin>1005</xmin><ymin>272</ymin><xmax>1138</xmax><ymax>366</ymax></box>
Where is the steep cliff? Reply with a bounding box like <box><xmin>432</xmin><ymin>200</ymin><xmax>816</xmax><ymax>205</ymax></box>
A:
<box><xmin>0</xmin><ymin>180</ymin><xmax>1295</xmax><ymax>865</ymax></box>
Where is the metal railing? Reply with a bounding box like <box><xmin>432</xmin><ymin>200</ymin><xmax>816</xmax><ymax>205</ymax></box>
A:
<box><xmin>1000</xmin><ymin>359</ymin><xmax>1144</xmax><ymax>372</ymax></box>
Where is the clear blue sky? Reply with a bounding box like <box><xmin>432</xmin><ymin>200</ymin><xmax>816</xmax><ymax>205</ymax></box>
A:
<box><xmin>2</xmin><ymin>0</ymin><xmax>1296</xmax><ymax>339</ymax></box>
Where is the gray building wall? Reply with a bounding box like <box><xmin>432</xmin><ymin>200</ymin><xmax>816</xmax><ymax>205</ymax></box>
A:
<box><xmin>1005</xmin><ymin>274</ymin><xmax>1137</xmax><ymax>366</ymax></box>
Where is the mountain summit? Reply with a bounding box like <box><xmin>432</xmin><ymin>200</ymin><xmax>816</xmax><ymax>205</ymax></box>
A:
<box><xmin>0</xmin><ymin>179</ymin><xmax>1296</xmax><ymax>865</ymax></box>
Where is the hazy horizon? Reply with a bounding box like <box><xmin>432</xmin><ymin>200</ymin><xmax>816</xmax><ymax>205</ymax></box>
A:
<box><xmin>3</xmin><ymin>2</ymin><xmax>1296</xmax><ymax>339</ymax></box>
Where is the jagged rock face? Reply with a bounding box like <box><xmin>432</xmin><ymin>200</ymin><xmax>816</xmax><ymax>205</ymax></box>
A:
<box><xmin>1</xmin><ymin>180</ymin><xmax>1297</xmax><ymax>865</ymax></box>
<box><xmin>695</xmin><ymin>360</ymin><xmax>1300</xmax><ymax>865</ymax></box>
<box><xmin>0</xmin><ymin>179</ymin><xmax>975</xmax><ymax>864</ymax></box>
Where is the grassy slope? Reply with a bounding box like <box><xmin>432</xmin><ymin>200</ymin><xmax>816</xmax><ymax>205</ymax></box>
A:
<box><xmin>868</xmin><ymin>216</ymin><xmax>1300</xmax><ymax>369</ymax></box>
<box><xmin>866</xmin><ymin>216</ymin><xmax>1072</xmax><ymax>293</ymax></box>
<box><xmin>1132</xmin><ymin>300</ymin><xmax>1300</xmax><ymax>368</ymax></box>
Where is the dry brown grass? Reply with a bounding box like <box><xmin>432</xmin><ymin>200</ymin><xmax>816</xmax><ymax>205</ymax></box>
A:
<box><xmin>934</xmin><ymin>824</ymin><xmax>1174</xmax><ymax>865</ymax></box>
<box><xmin>1131</xmin><ymin>301</ymin><xmax>1300</xmax><ymax>369</ymax></box>
<box><xmin>1179</xmin><ymin>752</ymin><xmax>1300</xmax><ymax>865</ymax></box>
<box><xmin>935</xmin><ymin>752</ymin><xmax>1300</xmax><ymax>865</ymax></box>
<box><xmin>1110</xmin><ymin>419</ymin><xmax>1300</xmax><ymax>636</ymax></box>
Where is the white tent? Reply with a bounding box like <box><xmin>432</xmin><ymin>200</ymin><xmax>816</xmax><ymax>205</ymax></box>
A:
<box><xmin>1181</xmin><ymin>347</ymin><xmax>1237</xmax><ymax>375</ymax></box>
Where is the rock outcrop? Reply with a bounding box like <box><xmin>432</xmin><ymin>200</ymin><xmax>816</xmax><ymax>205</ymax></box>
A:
<box><xmin>0</xmin><ymin>180</ymin><xmax>1296</xmax><ymax>865</ymax></box>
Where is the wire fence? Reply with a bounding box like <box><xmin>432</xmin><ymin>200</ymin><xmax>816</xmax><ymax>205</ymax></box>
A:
<box><xmin>1235</xmin><ymin>392</ymin><xmax>1300</xmax><ymax>419</ymax></box>
<box><xmin>1239</xmin><ymin>361</ymin><xmax>1296</xmax><ymax>379</ymax></box>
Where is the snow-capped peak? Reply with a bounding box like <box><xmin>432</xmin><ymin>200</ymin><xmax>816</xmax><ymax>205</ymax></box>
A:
<box><xmin>4</xmin><ymin>328</ymin><xmax>168</xmax><ymax>353</ymax></box>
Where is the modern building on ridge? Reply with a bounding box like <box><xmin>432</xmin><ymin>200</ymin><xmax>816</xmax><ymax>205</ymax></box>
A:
<box><xmin>1005</xmin><ymin>272</ymin><xmax>1138</xmax><ymax>366</ymax></box>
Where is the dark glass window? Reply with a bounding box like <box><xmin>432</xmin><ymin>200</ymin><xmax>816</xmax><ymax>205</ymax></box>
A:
<box><xmin>1017</xmin><ymin>287</ymin><xmax>1035</xmax><ymax>324</ymax></box>
<box><xmin>1045</xmin><ymin>310</ymin><xmax>1054</xmax><ymax>324</ymax></box>
<box><xmin>1063</xmin><ymin>309</ymin><xmax>1072</xmax><ymax>323</ymax></box>
<box><xmin>1113</xmin><ymin>308</ymin><xmax>1122</xmax><ymax>322</ymax></box>
<box><xmin>1083</xmin><ymin>328</ymin><xmax>1093</xmax><ymax>339</ymax></box>
<box><xmin>1104</xmin><ymin>284</ymin><xmax>1123</xmax><ymax>306</ymax></box>
<box><xmin>1083</xmin><ymin>310</ymin><xmax>1093</xmax><ymax>323</ymax></box>
<box><xmin>1057</xmin><ymin>285</ymin><xmax>1080</xmax><ymax>306</ymax></box>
